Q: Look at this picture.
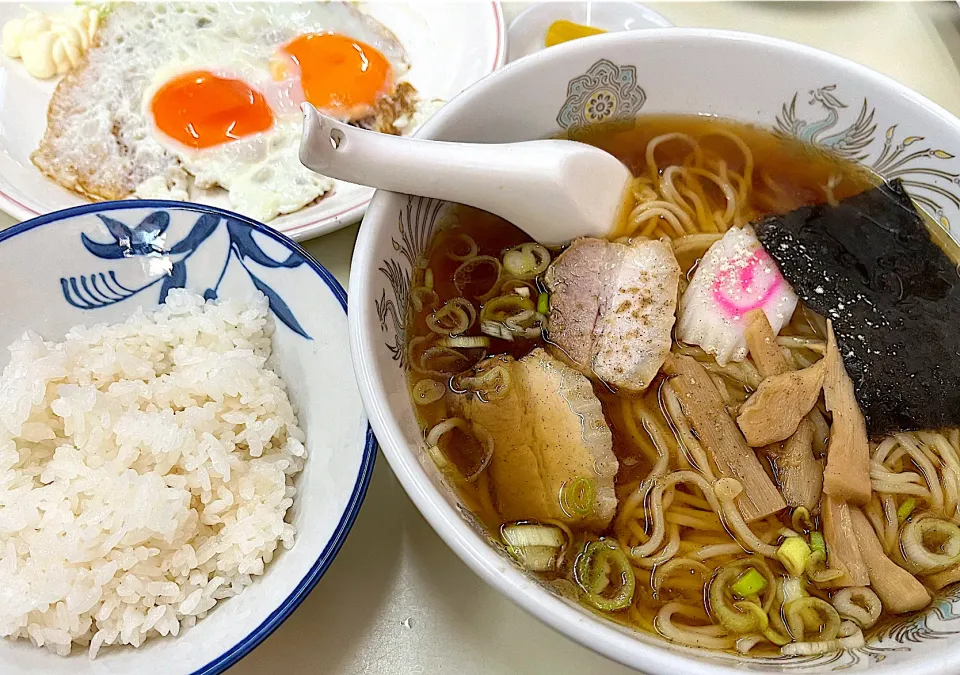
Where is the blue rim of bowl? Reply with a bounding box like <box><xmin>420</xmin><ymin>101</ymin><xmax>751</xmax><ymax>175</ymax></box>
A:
<box><xmin>0</xmin><ymin>200</ymin><xmax>378</xmax><ymax>675</ymax></box>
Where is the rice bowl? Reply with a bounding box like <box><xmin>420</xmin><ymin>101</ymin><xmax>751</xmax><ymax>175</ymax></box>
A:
<box><xmin>0</xmin><ymin>200</ymin><xmax>373</xmax><ymax>675</ymax></box>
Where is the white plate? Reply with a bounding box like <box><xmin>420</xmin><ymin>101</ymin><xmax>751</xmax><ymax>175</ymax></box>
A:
<box><xmin>507</xmin><ymin>1</ymin><xmax>671</xmax><ymax>63</ymax></box>
<box><xmin>0</xmin><ymin>2</ymin><xmax>506</xmax><ymax>241</ymax></box>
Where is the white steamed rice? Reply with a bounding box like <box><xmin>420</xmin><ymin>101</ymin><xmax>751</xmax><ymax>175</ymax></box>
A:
<box><xmin>0</xmin><ymin>289</ymin><xmax>305</xmax><ymax>657</ymax></box>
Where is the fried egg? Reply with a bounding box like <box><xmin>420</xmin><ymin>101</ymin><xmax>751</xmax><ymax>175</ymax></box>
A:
<box><xmin>33</xmin><ymin>2</ymin><xmax>413</xmax><ymax>222</ymax></box>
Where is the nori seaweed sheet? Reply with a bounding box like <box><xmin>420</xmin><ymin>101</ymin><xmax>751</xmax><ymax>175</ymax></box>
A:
<box><xmin>754</xmin><ymin>179</ymin><xmax>960</xmax><ymax>438</ymax></box>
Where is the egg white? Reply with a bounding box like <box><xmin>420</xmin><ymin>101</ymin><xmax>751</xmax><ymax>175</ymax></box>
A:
<box><xmin>136</xmin><ymin>2</ymin><xmax>410</xmax><ymax>221</ymax></box>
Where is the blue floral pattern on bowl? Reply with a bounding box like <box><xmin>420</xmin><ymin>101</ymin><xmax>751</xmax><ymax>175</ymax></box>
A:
<box><xmin>62</xmin><ymin>209</ymin><xmax>311</xmax><ymax>339</ymax></box>
<box><xmin>556</xmin><ymin>59</ymin><xmax>647</xmax><ymax>132</ymax></box>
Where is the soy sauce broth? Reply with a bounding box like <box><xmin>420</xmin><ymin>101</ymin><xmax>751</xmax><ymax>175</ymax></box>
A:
<box><xmin>404</xmin><ymin>114</ymin><xmax>960</xmax><ymax>656</ymax></box>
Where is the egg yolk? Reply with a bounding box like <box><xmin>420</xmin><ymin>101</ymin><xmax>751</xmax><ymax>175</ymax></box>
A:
<box><xmin>275</xmin><ymin>33</ymin><xmax>393</xmax><ymax>120</ymax></box>
<box><xmin>151</xmin><ymin>70</ymin><xmax>274</xmax><ymax>149</ymax></box>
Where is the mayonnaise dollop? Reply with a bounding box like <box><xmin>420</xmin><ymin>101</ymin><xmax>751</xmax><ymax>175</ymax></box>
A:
<box><xmin>3</xmin><ymin>7</ymin><xmax>100</xmax><ymax>79</ymax></box>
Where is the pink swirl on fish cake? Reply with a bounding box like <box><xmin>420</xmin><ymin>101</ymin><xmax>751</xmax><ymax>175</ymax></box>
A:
<box><xmin>711</xmin><ymin>248</ymin><xmax>784</xmax><ymax>320</ymax></box>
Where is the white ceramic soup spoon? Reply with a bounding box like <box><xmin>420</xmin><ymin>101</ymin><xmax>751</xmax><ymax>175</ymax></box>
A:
<box><xmin>299</xmin><ymin>104</ymin><xmax>633</xmax><ymax>246</ymax></box>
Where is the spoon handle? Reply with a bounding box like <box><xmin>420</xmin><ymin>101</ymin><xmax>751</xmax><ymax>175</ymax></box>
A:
<box><xmin>298</xmin><ymin>103</ymin><xmax>631</xmax><ymax>244</ymax></box>
<box><xmin>301</xmin><ymin>104</ymin><xmax>564</xmax><ymax>200</ymax></box>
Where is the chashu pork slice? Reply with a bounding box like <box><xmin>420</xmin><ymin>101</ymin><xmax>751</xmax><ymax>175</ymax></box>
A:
<box><xmin>544</xmin><ymin>237</ymin><xmax>680</xmax><ymax>393</ymax></box>
<box><xmin>451</xmin><ymin>348</ymin><xmax>618</xmax><ymax>530</ymax></box>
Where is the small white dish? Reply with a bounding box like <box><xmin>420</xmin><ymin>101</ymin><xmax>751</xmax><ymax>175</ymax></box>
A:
<box><xmin>507</xmin><ymin>1</ymin><xmax>672</xmax><ymax>62</ymax></box>
<box><xmin>0</xmin><ymin>200</ymin><xmax>375</xmax><ymax>674</ymax></box>
<box><xmin>0</xmin><ymin>2</ymin><xmax>506</xmax><ymax>241</ymax></box>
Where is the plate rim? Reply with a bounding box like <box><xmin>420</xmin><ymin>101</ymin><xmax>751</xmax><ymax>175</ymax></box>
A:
<box><xmin>0</xmin><ymin>1</ymin><xmax>508</xmax><ymax>242</ymax></box>
<box><xmin>0</xmin><ymin>199</ymin><xmax>379</xmax><ymax>675</ymax></box>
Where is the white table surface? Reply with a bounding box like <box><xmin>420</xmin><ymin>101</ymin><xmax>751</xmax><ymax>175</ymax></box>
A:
<box><xmin>4</xmin><ymin>3</ymin><xmax>960</xmax><ymax>673</ymax></box>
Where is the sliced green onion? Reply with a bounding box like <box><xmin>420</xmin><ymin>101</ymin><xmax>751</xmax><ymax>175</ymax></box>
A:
<box><xmin>732</xmin><ymin>600</ymin><xmax>769</xmax><ymax>630</ymax></box>
<box><xmin>504</xmin><ymin>309</ymin><xmax>537</xmax><ymax>331</ymax></box>
<box><xmin>503</xmin><ymin>243</ymin><xmax>551</xmax><ymax>279</ymax></box>
<box><xmin>537</xmin><ymin>292</ymin><xmax>549</xmax><ymax>315</ymax></box>
<box><xmin>425</xmin><ymin>418</ymin><xmax>494</xmax><ymax>482</ymax></box>
<box><xmin>560</xmin><ymin>476</ymin><xmax>596</xmax><ymax>517</ymax></box>
<box><xmin>710</xmin><ymin>600</ymin><xmax>769</xmax><ymax>635</ymax></box>
<box><xmin>456</xmin><ymin>363</ymin><xmax>511</xmax><ymax>400</ymax></box>
<box><xmin>810</xmin><ymin>532</ymin><xmax>826</xmax><ymax>555</ymax></box>
<box><xmin>731</xmin><ymin>567</ymin><xmax>768</xmax><ymax>598</ymax></box>
<box><xmin>436</xmin><ymin>336</ymin><xmax>490</xmax><ymax>349</ymax></box>
<box><xmin>503</xmin><ymin>519</ymin><xmax>566</xmax><ymax>572</ymax></box>
<box><xmin>425</xmin><ymin>268</ymin><xmax>434</xmax><ymax>290</ymax></box>
<box><xmin>427</xmin><ymin>298</ymin><xmax>476</xmax><ymax>335</ymax></box>
<box><xmin>574</xmin><ymin>540</ymin><xmax>635</xmax><ymax>611</ymax></box>
<box><xmin>898</xmin><ymin>516</ymin><xmax>960</xmax><ymax>574</ymax></box>
<box><xmin>412</xmin><ymin>378</ymin><xmax>445</xmax><ymax>405</ymax></box>
<box><xmin>780</xmin><ymin>577</ymin><xmax>806</xmax><ymax>603</ymax></box>
<box><xmin>410</xmin><ymin>286</ymin><xmax>439</xmax><ymax>313</ymax></box>
<box><xmin>481</xmin><ymin>320</ymin><xmax>514</xmax><ymax>341</ymax></box>
<box><xmin>777</xmin><ymin>537</ymin><xmax>812</xmax><ymax>577</ymax></box>
<box><xmin>784</xmin><ymin>597</ymin><xmax>841</xmax><ymax>642</ymax></box>
<box><xmin>454</xmin><ymin>256</ymin><xmax>502</xmax><ymax>301</ymax></box>
<box><xmin>791</xmin><ymin>507</ymin><xmax>813</xmax><ymax>532</ymax></box>
<box><xmin>481</xmin><ymin>294</ymin><xmax>535</xmax><ymax>323</ymax></box>
<box><xmin>447</xmin><ymin>232</ymin><xmax>478</xmax><ymax>261</ymax></box>
<box><xmin>426</xmin><ymin>417</ymin><xmax>467</xmax><ymax>447</ymax></box>
<box><xmin>763</xmin><ymin>626</ymin><xmax>792</xmax><ymax>647</ymax></box>
<box><xmin>833</xmin><ymin>587</ymin><xmax>882</xmax><ymax>629</ymax></box>
<box><xmin>709</xmin><ymin>563</ymin><xmax>771</xmax><ymax>634</ymax></box>
<box><xmin>465</xmin><ymin>423</ymin><xmax>495</xmax><ymax>482</ymax></box>
<box><xmin>479</xmin><ymin>294</ymin><xmax>543</xmax><ymax>340</ymax></box>
<box><xmin>426</xmin><ymin>442</ymin><xmax>449</xmax><ymax>470</ymax></box>
<box><xmin>507</xmin><ymin>545</ymin><xmax>557</xmax><ymax>572</ymax></box>
<box><xmin>898</xmin><ymin>497</ymin><xmax>917</xmax><ymax>523</ymax></box>
<box><xmin>502</xmin><ymin>524</ymin><xmax>565</xmax><ymax>548</ymax></box>
<box><xmin>500</xmin><ymin>279</ymin><xmax>536</xmax><ymax>297</ymax></box>
<box><xmin>418</xmin><ymin>346</ymin><xmax>471</xmax><ymax>376</ymax></box>
<box><xmin>805</xmin><ymin>550</ymin><xmax>844</xmax><ymax>584</ymax></box>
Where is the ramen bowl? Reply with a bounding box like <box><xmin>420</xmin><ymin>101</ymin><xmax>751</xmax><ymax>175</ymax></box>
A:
<box><xmin>349</xmin><ymin>29</ymin><xmax>960</xmax><ymax>674</ymax></box>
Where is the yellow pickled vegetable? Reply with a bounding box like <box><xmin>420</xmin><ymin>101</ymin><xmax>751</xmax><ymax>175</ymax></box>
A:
<box><xmin>545</xmin><ymin>19</ymin><xmax>606</xmax><ymax>48</ymax></box>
